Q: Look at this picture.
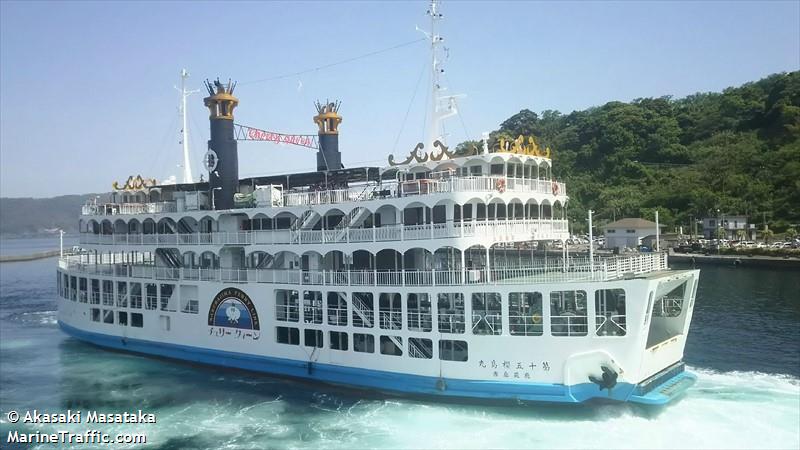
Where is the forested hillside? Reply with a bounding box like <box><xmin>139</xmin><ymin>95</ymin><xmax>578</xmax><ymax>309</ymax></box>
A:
<box><xmin>0</xmin><ymin>195</ymin><xmax>101</xmax><ymax>236</ymax></box>
<box><xmin>466</xmin><ymin>71</ymin><xmax>800</xmax><ymax>233</ymax></box>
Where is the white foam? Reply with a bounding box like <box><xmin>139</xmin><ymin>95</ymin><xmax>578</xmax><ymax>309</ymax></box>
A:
<box><xmin>307</xmin><ymin>367</ymin><xmax>800</xmax><ymax>449</ymax></box>
<box><xmin>17</xmin><ymin>367</ymin><xmax>799</xmax><ymax>449</ymax></box>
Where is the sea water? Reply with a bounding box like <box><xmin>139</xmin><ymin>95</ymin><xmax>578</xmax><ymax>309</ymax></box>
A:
<box><xmin>1</xmin><ymin>238</ymin><xmax>798</xmax><ymax>449</ymax></box>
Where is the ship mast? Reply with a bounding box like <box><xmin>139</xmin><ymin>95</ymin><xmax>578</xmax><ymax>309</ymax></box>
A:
<box><xmin>177</xmin><ymin>69</ymin><xmax>199</xmax><ymax>184</ymax></box>
<box><xmin>424</xmin><ymin>0</ymin><xmax>460</xmax><ymax>156</ymax></box>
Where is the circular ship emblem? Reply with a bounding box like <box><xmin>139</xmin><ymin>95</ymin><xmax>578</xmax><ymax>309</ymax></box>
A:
<box><xmin>208</xmin><ymin>288</ymin><xmax>259</xmax><ymax>330</ymax></box>
<box><xmin>204</xmin><ymin>149</ymin><xmax>219</xmax><ymax>172</ymax></box>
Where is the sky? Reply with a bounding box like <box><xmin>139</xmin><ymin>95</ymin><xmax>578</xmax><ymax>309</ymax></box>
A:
<box><xmin>1</xmin><ymin>0</ymin><xmax>798</xmax><ymax>198</ymax></box>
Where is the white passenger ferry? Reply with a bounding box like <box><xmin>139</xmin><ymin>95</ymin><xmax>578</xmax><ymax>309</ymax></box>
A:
<box><xmin>56</xmin><ymin>1</ymin><xmax>698</xmax><ymax>405</ymax></box>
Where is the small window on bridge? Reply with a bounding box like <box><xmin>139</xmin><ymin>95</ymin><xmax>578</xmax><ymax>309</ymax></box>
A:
<box><xmin>550</xmin><ymin>290</ymin><xmax>588</xmax><ymax>336</ymax></box>
<box><xmin>595</xmin><ymin>289</ymin><xmax>626</xmax><ymax>336</ymax></box>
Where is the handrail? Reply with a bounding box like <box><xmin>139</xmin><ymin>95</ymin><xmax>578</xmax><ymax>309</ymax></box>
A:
<box><xmin>78</xmin><ymin>218</ymin><xmax>569</xmax><ymax>246</ymax></box>
<box><xmin>58</xmin><ymin>251</ymin><xmax>669</xmax><ymax>286</ymax></box>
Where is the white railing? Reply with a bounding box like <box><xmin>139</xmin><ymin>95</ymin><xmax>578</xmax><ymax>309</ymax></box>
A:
<box><xmin>397</xmin><ymin>176</ymin><xmax>565</xmax><ymax>198</ymax></box>
<box><xmin>550</xmin><ymin>314</ymin><xmax>588</xmax><ymax>336</ymax></box>
<box><xmin>82</xmin><ymin>202</ymin><xmax>177</xmax><ymax>216</ymax></box>
<box><xmin>79</xmin><ymin>218</ymin><xmax>569</xmax><ymax>246</ymax></box>
<box><xmin>58</xmin><ymin>251</ymin><xmax>668</xmax><ymax>287</ymax></box>
<box><xmin>595</xmin><ymin>314</ymin><xmax>627</xmax><ymax>336</ymax></box>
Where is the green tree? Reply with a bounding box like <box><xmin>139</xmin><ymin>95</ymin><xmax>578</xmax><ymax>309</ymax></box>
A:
<box><xmin>454</xmin><ymin>71</ymin><xmax>800</xmax><ymax>231</ymax></box>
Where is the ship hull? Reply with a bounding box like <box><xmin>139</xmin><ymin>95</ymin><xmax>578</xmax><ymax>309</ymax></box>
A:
<box><xmin>58</xmin><ymin>321</ymin><xmax>693</xmax><ymax>404</ymax></box>
<box><xmin>56</xmin><ymin>267</ymin><xmax>699</xmax><ymax>405</ymax></box>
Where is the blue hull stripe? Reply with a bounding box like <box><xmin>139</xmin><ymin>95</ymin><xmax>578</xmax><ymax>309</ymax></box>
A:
<box><xmin>58</xmin><ymin>321</ymin><xmax>685</xmax><ymax>404</ymax></box>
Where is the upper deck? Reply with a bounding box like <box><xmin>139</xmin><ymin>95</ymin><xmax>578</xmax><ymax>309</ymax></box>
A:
<box><xmin>83</xmin><ymin>153</ymin><xmax>564</xmax><ymax>220</ymax></box>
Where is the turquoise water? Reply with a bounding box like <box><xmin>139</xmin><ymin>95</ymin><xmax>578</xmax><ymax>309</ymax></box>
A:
<box><xmin>1</xmin><ymin>238</ymin><xmax>799</xmax><ymax>449</ymax></box>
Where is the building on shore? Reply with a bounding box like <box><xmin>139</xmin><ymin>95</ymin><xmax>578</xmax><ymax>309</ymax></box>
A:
<box><xmin>701</xmin><ymin>215</ymin><xmax>754</xmax><ymax>240</ymax></box>
<box><xmin>602</xmin><ymin>218</ymin><xmax>662</xmax><ymax>250</ymax></box>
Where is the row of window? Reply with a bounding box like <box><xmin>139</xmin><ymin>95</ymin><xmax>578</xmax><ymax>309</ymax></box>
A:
<box><xmin>276</xmin><ymin>288</ymin><xmax>631</xmax><ymax>337</ymax></box>
<box><xmin>90</xmin><ymin>308</ymin><xmax>144</xmax><ymax>328</ymax></box>
<box><xmin>58</xmin><ymin>274</ymin><xmax>198</xmax><ymax>315</ymax></box>
<box><xmin>276</xmin><ymin>327</ymin><xmax>468</xmax><ymax>361</ymax></box>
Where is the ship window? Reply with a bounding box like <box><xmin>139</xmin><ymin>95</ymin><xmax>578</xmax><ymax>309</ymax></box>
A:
<box><xmin>91</xmin><ymin>308</ymin><xmax>101</xmax><ymax>322</ymax></box>
<box><xmin>644</xmin><ymin>292</ymin><xmax>654</xmax><ymax>327</ymax></box>
<box><xmin>79</xmin><ymin>277</ymin><xmax>88</xmax><ymax>303</ymax></box>
<box><xmin>69</xmin><ymin>276</ymin><xmax>77</xmax><ymax>301</ymax></box>
<box><xmin>57</xmin><ymin>273</ymin><xmax>62</xmax><ymax>298</ymax></box>
<box><xmin>116</xmin><ymin>281</ymin><xmax>127</xmax><ymax>308</ymax></box>
<box><xmin>462</xmin><ymin>204</ymin><xmax>473</xmax><ymax>221</ymax></box>
<box><xmin>407</xmin><ymin>293</ymin><xmax>432</xmax><ymax>332</ymax></box>
<box><xmin>275</xmin><ymin>216</ymin><xmax>292</xmax><ymax>230</ymax></box>
<box><xmin>439</xmin><ymin>339</ymin><xmax>469</xmax><ymax>362</ymax></box>
<box><xmin>276</xmin><ymin>326</ymin><xmax>300</xmax><ymax>345</ymax></box>
<box><xmin>276</xmin><ymin>289</ymin><xmax>299</xmax><ymax>322</ymax></box>
<box><xmin>653</xmin><ymin>283</ymin><xmax>685</xmax><ymax>318</ymax></box>
<box><xmin>303</xmin><ymin>291</ymin><xmax>323</xmax><ymax>324</ymax></box>
<box><xmin>103</xmin><ymin>309</ymin><xmax>114</xmax><ymax>324</ymax></box>
<box><xmin>160</xmin><ymin>284</ymin><xmax>175</xmax><ymax>312</ymax></box>
<box><xmin>118</xmin><ymin>311</ymin><xmax>128</xmax><ymax>326</ymax></box>
<box><xmin>509</xmin><ymin>292</ymin><xmax>543</xmax><ymax>336</ymax></box>
<box><xmin>327</xmin><ymin>292</ymin><xmax>348</xmax><ymax>326</ymax></box>
<box><xmin>160</xmin><ymin>315</ymin><xmax>170</xmax><ymax>331</ymax></box>
<box><xmin>353</xmin><ymin>333</ymin><xmax>374</xmax><ymax>353</ymax></box>
<box><xmin>437</xmin><ymin>293</ymin><xmax>465</xmax><ymax>334</ymax></box>
<box><xmin>550</xmin><ymin>290</ymin><xmax>588</xmax><ymax>336</ymax></box>
<box><xmin>329</xmin><ymin>331</ymin><xmax>348</xmax><ymax>351</ymax></box>
<box><xmin>380</xmin><ymin>336</ymin><xmax>403</xmax><ymax>356</ymax></box>
<box><xmin>379</xmin><ymin>293</ymin><xmax>402</xmax><ymax>330</ymax></box>
<box><xmin>304</xmin><ymin>329</ymin><xmax>323</xmax><ymax>348</ymax></box>
<box><xmin>103</xmin><ymin>280</ymin><xmax>114</xmax><ymax>306</ymax></box>
<box><xmin>352</xmin><ymin>292</ymin><xmax>374</xmax><ymax>328</ymax></box>
<box><xmin>595</xmin><ymin>289</ymin><xmax>627</xmax><ymax>336</ymax></box>
<box><xmin>89</xmin><ymin>279</ymin><xmax>99</xmax><ymax>304</ymax></box>
<box><xmin>131</xmin><ymin>313</ymin><xmax>143</xmax><ymax>328</ymax></box>
<box><xmin>63</xmin><ymin>273</ymin><xmax>70</xmax><ymax>299</ymax></box>
<box><xmin>130</xmin><ymin>283</ymin><xmax>142</xmax><ymax>309</ymax></box>
<box><xmin>470</xmin><ymin>165</ymin><xmax>482</xmax><ymax>176</ymax></box>
<box><xmin>471</xmin><ymin>293</ymin><xmax>502</xmax><ymax>335</ymax></box>
<box><xmin>476</xmin><ymin>204</ymin><xmax>486</xmax><ymax>220</ymax></box>
<box><xmin>145</xmin><ymin>283</ymin><xmax>158</xmax><ymax>310</ymax></box>
<box><xmin>408</xmin><ymin>337</ymin><xmax>433</xmax><ymax>359</ymax></box>
<box><xmin>647</xmin><ymin>281</ymin><xmax>689</xmax><ymax>348</ymax></box>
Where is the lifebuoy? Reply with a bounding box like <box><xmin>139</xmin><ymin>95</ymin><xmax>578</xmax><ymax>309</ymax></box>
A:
<box><xmin>551</xmin><ymin>181</ymin><xmax>559</xmax><ymax>196</ymax></box>
<box><xmin>531</xmin><ymin>313</ymin><xmax>542</xmax><ymax>324</ymax></box>
<box><xmin>495</xmin><ymin>178</ymin><xmax>506</xmax><ymax>193</ymax></box>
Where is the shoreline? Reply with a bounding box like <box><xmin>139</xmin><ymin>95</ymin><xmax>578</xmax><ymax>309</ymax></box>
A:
<box><xmin>0</xmin><ymin>250</ymin><xmax>60</xmax><ymax>263</ymax></box>
<box><xmin>669</xmin><ymin>252</ymin><xmax>800</xmax><ymax>268</ymax></box>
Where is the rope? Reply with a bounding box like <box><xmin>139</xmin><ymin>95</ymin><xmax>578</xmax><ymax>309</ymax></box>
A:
<box><xmin>239</xmin><ymin>38</ymin><xmax>426</xmax><ymax>86</ymax></box>
<box><xmin>444</xmin><ymin>73</ymin><xmax>472</xmax><ymax>141</ymax></box>
<box><xmin>391</xmin><ymin>61</ymin><xmax>427</xmax><ymax>154</ymax></box>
